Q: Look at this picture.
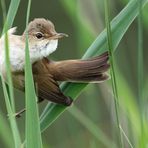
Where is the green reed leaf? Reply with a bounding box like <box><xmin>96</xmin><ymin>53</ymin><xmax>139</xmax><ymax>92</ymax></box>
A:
<box><xmin>40</xmin><ymin>0</ymin><xmax>148</xmax><ymax>132</ymax></box>
<box><xmin>104</xmin><ymin>0</ymin><xmax>123</xmax><ymax>147</ymax></box>
<box><xmin>0</xmin><ymin>0</ymin><xmax>22</xmax><ymax>147</ymax></box>
<box><xmin>24</xmin><ymin>0</ymin><xmax>43</xmax><ymax>148</ymax></box>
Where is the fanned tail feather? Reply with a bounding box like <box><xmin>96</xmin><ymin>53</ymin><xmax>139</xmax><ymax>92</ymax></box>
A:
<box><xmin>47</xmin><ymin>51</ymin><xmax>110</xmax><ymax>83</ymax></box>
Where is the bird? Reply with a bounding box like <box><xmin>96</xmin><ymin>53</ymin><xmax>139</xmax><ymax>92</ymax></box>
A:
<box><xmin>0</xmin><ymin>18</ymin><xmax>110</xmax><ymax>117</ymax></box>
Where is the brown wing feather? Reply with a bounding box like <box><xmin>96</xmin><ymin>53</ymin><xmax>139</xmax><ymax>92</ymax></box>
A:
<box><xmin>12</xmin><ymin>60</ymin><xmax>73</xmax><ymax>106</ymax></box>
<box><xmin>32</xmin><ymin>60</ymin><xmax>72</xmax><ymax>106</ymax></box>
<box><xmin>34</xmin><ymin>74</ymin><xmax>72</xmax><ymax>106</ymax></box>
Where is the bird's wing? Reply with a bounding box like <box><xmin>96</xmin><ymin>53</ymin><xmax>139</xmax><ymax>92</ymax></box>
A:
<box><xmin>32</xmin><ymin>60</ymin><xmax>72</xmax><ymax>106</ymax></box>
<box><xmin>11</xmin><ymin>59</ymin><xmax>72</xmax><ymax>106</ymax></box>
<box><xmin>34</xmin><ymin>74</ymin><xmax>72</xmax><ymax>106</ymax></box>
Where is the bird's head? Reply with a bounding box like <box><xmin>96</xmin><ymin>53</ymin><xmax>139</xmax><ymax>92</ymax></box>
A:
<box><xmin>22</xmin><ymin>18</ymin><xmax>68</xmax><ymax>59</ymax></box>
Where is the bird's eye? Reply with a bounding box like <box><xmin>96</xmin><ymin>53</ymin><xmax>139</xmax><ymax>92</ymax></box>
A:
<box><xmin>36</xmin><ymin>32</ymin><xmax>43</xmax><ymax>39</ymax></box>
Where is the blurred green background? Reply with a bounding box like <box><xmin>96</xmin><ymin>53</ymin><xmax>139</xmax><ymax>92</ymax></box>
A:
<box><xmin>0</xmin><ymin>0</ymin><xmax>148</xmax><ymax>147</ymax></box>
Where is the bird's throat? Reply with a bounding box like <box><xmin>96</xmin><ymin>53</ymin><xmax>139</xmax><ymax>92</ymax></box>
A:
<box><xmin>30</xmin><ymin>39</ymin><xmax>58</xmax><ymax>63</ymax></box>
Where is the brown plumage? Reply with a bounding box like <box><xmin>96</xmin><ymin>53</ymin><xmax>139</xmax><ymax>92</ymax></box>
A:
<box><xmin>12</xmin><ymin>51</ymin><xmax>109</xmax><ymax>107</ymax></box>
<box><xmin>0</xmin><ymin>18</ymin><xmax>110</xmax><ymax>117</ymax></box>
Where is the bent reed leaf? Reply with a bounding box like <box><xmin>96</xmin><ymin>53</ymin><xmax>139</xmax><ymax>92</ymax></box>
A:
<box><xmin>40</xmin><ymin>0</ymin><xmax>148</xmax><ymax>132</ymax></box>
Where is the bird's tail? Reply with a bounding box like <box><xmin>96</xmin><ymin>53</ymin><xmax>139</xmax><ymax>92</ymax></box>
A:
<box><xmin>47</xmin><ymin>51</ymin><xmax>110</xmax><ymax>83</ymax></box>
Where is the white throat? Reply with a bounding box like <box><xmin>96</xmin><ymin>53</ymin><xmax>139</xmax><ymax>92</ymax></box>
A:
<box><xmin>40</xmin><ymin>40</ymin><xmax>58</xmax><ymax>57</ymax></box>
<box><xmin>30</xmin><ymin>39</ymin><xmax>58</xmax><ymax>63</ymax></box>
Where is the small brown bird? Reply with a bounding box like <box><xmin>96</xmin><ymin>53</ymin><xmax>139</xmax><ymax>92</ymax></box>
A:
<box><xmin>0</xmin><ymin>18</ymin><xmax>109</xmax><ymax>116</ymax></box>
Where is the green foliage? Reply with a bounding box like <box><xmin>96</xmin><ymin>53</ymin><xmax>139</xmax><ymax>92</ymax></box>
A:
<box><xmin>0</xmin><ymin>111</ymin><xmax>13</xmax><ymax>148</ymax></box>
<box><xmin>104</xmin><ymin>0</ymin><xmax>123</xmax><ymax>147</ymax></box>
<box><xmin>0</xmin><ymin>0</ymin><xmax>148</xmax><ymax>147</ymax></box>
<box><xmin>0</xmin><ymin>0</ymin><xmax>22</xmax><ymax>147</ymax></box>
<box><xmin>40</xmin><ymin>0</ymin><xmax>148</xmax><ymax>132</ymax></box>
<box><xmin>2</xmin><ymin>0</ymin><xmax>20</xmax><ymax>34</ymax></box>
<box><xmin>24</xmin><ymin>0</ymin><xmax>43</xmax><ymax>148</ymax></box>
<box><xmin>68</xmin><ymin>106</ymin><xmax>117</xmax><ymax>148</ymax></box>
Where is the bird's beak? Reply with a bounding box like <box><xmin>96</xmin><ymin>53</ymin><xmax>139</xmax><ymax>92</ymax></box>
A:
<box><xmin>50</xmin><ymin>33</ymin><xmax>68</xmax><ymax>39</ymax></box>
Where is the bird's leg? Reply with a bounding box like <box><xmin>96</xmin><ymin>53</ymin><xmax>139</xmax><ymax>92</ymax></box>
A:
<box><xmin>14</xmin><ymin>98</ymin><xmax>44</xmax><ymax>118</ymax></box>
<box><xmin>15</xmin><ymin>108</ymin><xmax>26</xmax><ymax>118</ymax></box>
